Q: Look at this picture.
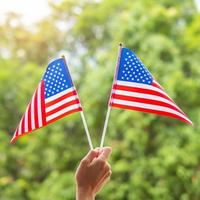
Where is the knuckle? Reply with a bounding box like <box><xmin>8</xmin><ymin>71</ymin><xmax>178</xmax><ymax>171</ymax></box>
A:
<box><xmin>97</xmin><ymin>159</ymin><xmax>105</xmax><ymax>167</ymax></box>
<box><xmin>90</xmin><ymin>150</ymin><xmax>96</xmax><ymax>155</ymax></box>
<box><xmin>104</xmin><ymin>164</ymin><xmax>110</xmax><ymax>171</ymax></box>
<box><xmin>80</xmin><ymin>158</ymin><xmax>88</xmax><ymax>166</ymax></box>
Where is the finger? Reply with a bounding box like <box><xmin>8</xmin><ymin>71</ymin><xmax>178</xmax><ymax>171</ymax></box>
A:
<box><xmin>104</xmin><ymin>162</ymin><xmax>111</xmax><ymax>173</ymax></box>
<box><xmin>99</xmin><ymin>173</ymin><xmax>111</xmax><ymax>188</ymax></box>
<box><xmin>89</xmin><ymin>147</ymin><xmax>103</xmax><ymax>164</ymax></box>
<box><xmin>100</xmin><ymin>169</ymin><xmax>112</xmax><ymax>184</ymax></box>
<box><xmin>95</xmin><ymin>164</ymin><xmax>111</xmax><ymax>186</ymax></box>
<box><xmin>95</xmin><ymin>147</ymin><xmax>103</xmax><ymax>156</ymax></box>
<box><xmin>98</xmin><ymin>147</ymin><xmax>112</xmax><ymax>161</ymax></box>
<box><xmin>89</xmin><ymin>161</ymin><xmax>111</xmax><ymax>183</ymax></box>
<box><xmin>81</xmin><ymin>149</ymin><xmax>99</xmax><ymax>165</ymax></box>
<box><xmin>94</xmin><ymin>170</ymin><xmax>112</xmax><ymax>194</ymax></box>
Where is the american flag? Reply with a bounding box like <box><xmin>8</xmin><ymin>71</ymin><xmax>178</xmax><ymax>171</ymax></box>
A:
<box><xmin>109</xmin><ymin>47</ymin><xmax>192</xmax><ymax>125</ymax></box>
<box><xmin>11</xmin><ymin>58</ymin><xmax>82</xmax><ymax>143</ymax></box>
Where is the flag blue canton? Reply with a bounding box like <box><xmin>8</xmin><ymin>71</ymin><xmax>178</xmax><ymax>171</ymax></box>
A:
<box><xmin>43</xmin><ymin>58</ymin><xmax>73</xmax><ymax>99</ymax></box>
<box><xmin>117</xmin><ymin>48</ymin><xmax>153</xmax><ymax>85</ymax></box>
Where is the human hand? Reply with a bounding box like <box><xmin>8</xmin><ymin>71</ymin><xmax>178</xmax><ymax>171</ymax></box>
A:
<box><xmin>75</xmin><ymin>147</ymin><xmax>112</xmax><ymax>200</ymax></box>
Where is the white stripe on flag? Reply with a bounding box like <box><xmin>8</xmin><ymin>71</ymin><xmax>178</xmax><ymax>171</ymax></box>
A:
<box><xmin>37</xmin><ymin>82</ymin><xmax>43</xmax><ymax>127</ymax></box>
<box><xmin>12</xmin><ymin>130</ymin><xmax>17</xmax><ymax>141</ymax></box>
<box><xmin>113</xmin><ymin>89</ymin><xmax>183</xmax><ymax>114</ymax></box>
<box><xmin>45</xmin><ymin>87</ymin><xmax>75</xmax><ymax>103</ymax></box>
<box><xmin>31</xmin><ymin>90</ymin><xmax>36</xmax><ymax>130</ymax></box>
<box><xmin>46</xmin><ymin>104</ymin><xmax>80</xmax><ymax>122</ymax></box>
<box><xmin>24</xmin><ymin>103</ymin><xmax>30</xmax><ymax>132</ymax></box>
<box><xmin>46</xmin><ymin>95</ymin><xmax>77</xmax><ymax>112</ymax></box>
<box><xmin>116</xmin><ymin>80</ymin><xmax>171</xmax><ymax>99</ymax></box>
<box><xmin>18</xmin><ymin>117</ymin><xmax>23</xmax><ymax>135</ymax></box>
<box><xmin>112</xmin><ymin>99</ymin><xmax>189</xmax><ymax>121</ymax></box>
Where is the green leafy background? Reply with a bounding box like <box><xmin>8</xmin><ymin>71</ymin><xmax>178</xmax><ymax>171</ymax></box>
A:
<box><xmin>0</xmin><ymin>0</ymin><xmax>200</xmax><ymax>199</ymax></box>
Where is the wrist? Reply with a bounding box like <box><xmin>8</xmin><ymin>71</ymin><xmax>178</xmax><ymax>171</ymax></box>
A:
<box><xmin>76</xmin><ymin>186</ymin><xmax>95</xmax><ymax>200</ymax></box>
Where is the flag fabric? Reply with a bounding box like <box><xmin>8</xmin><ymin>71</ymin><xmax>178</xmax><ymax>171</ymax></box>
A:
<box><xmin>109</xmin><ymin>47</ymin><xmax>192</xmax><ymax>125</ymax></box>
<box><xmin>11</xmin><ymin>58</ymin><xmax>82</xmax><ymax>143</ymax></box>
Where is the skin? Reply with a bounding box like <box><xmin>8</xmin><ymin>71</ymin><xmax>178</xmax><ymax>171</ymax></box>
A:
<box><xmin>75</xmin><ymin>147</ymin><xmax>112</xmax><ymax>200</ymax></box>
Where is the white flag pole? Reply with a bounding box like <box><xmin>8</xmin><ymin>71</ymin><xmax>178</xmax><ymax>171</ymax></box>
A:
<box><xmin>100</xmin><ymin>43</ymin><xmax>123</xmax><ymax>148</ymax></box>
<box><xmin>80</xmin><ymin>111</ymin><xmax>93</xmax><ymax>150</ymax></box>
<box><xmin>100</xmin><ymin>106</ymin><xmax>112</xmax><ymax>148</ymax></box>
<box><xmin>62</xmin><ymin>55</ymin><xmax>93</xmax><ymax>150</ymax></box>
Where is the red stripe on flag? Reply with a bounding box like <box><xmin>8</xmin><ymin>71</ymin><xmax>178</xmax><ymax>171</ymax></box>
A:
<box><xmin>111</xmin><ymin>103</ymin><xmax>191</xmax><ymax>125</ymax></box>
<box><xmin>34</xmin><ymin>87</ymin><xmax>39</xmax><ymax>129</ymax></box>
<box><xmin>10</xmin><ymin>128</ymin><xmax>32</xmax><ymax>144</ymax></box>
<box><xmin>45</xmin><ymin>99</ymin><xmax>80</xmax><ymax>117</ymax></box>
<box><xmin>15</xmin><ymin>129</ymin><xmax>19</xmax><ymax>139</ymax></box>
<box><xmin>27</xmin><ymin>103</ymin><xmax>32</xmax><ymax>131</ymax></box>
<box><xmin>152</xmin><ymin>81</ymin><xmax>180</xmax><ymax>105</ymax></box>
<box><xmin>151</xmin><ymin>81</ymin><xmax>164</xmax><ymax>90</ymax></box>
<box><xmin>40</xmin><ymin>81</ymin><xmax>46</xmax><ymax>126</ymax></box>
<box><xmin>45</xmin><ymin>91</ymin><xmax>77</xmax><ymax>107</ymax></box>
<box><xmin>46</xmin><ymin>108</ymin><xmax>82</xmax><ymax>124</ymax></box>
<box><xmin>10</xmin><ymin>129</ymin><xmax>19</xmax><ymax>144</ymax></box>
<box><xmin>112</xmin><ymin>93</ymin><xmax>185</xmax><ymax>116</ymax></box>
<box><xmin>113</xmin><ymin>84</ymin><xmax>173</xmax><ymax>103</ymax></box>
<box><xmin>20</xmin><ymin>116</ymin><xmax>25</xmax><ymax>134</ymax></box>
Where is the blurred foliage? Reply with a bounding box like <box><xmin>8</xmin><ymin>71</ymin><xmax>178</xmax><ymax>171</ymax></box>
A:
<box><xmin>0</xmin><ymin>0</ymin><xmax>200</xmax><ymax>199</ymax></box>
